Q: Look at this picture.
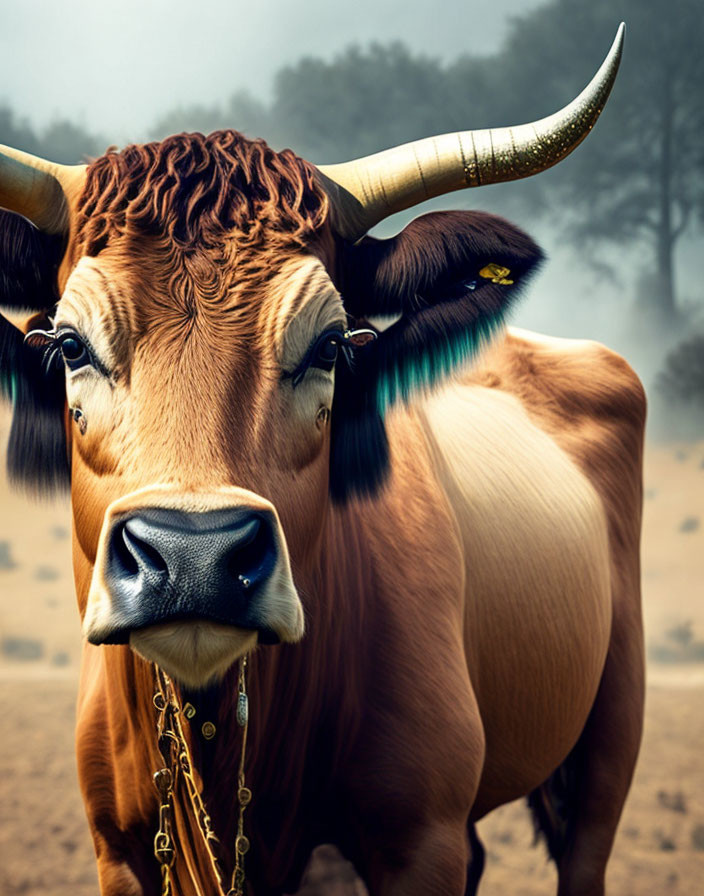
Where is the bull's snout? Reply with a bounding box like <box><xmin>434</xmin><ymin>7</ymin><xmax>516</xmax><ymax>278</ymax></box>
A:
<box><xmin>112</xmin><ymin>508</ymin><xmax>275</xmax><ymax>598</ymax></box>
<box><xmin>83</xmin><ymin>487</ymin><xmax>305</xmax><ymax>684</ymax></box>
<box><xmin>95</xmin><ymin>507</ymin><xmax>280</xmax><ymax>644</ymax></box>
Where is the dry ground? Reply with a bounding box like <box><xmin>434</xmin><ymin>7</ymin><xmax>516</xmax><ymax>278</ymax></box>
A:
<box><xmin>1</xmin><ymin>402</ymin><xmax>703</xmax><ymax>894</ymax></box>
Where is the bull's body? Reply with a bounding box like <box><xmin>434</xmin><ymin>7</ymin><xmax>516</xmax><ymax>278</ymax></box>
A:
<box><xmin>75</xmin><ymin>328</ymin><xmax>644</xmax><ymax>895</ymax></box>
<box><xmin>0</xmin><ymin>26</ymin><xmax>644</xmax><ymax>895</ymax></box>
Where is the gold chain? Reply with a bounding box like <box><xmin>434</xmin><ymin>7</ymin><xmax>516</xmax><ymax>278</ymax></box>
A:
<box><xmin>152</xmin><ymin>656</ymin><xmax>251</xmax><ymax>896</ymax></box>
<box><xmin>153</xmin><ymin>687</ymin><xmax>178</xmax><ymax>896</ymax></box>
<box><xmin>229</xmin><ymin>655</ymin><xmax>251</xmax><ymax>895</ymax></box>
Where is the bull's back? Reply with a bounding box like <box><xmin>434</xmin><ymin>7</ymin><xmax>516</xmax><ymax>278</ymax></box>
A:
<box><xmin>418</xmin><ymin>328</ymin><xmax>645</xmax><ymax>816</ymax></box>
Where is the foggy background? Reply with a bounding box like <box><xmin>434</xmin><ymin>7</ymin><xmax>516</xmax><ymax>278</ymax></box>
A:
<box><xmin>1</xmin><ymin>1</ymin><xmax>703</xmax><ymax>894</ymax></box>
<box><xmin>2</xmin><ymin>0</ymin><xmax>534</xmax><ymax>136</ymax></box>
<box><xmin>2</xmin><ymin>0</ymin><xmax>703</xmax><ymax>432</ymax></box>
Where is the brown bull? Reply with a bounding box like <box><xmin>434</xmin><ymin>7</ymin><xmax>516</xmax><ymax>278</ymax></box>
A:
<box><xmin>0</xmin><ymin>25</ymin><xmax>645</xmax><ymax>896</ymax></box>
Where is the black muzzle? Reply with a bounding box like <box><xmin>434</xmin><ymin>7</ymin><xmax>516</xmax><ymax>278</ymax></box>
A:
<box><xmin>93</xmin><ymin>507</ymin><xmax>280</xmax><ymax>644</ymax></box>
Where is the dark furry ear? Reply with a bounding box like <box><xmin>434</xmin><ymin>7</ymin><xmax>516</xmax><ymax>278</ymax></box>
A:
<box><xmin>329</xmin><ymin>210</ymin><xmax>544</xmax><ymax>502</ymax></box>
<box><xmin>1</xmin><ymin>312</ymin><xmax>69</xmax><ymax>494</ymax></box>
<box><xmin>1</xmin><ymin>210</ymin><xmax>69</xmax><ymax>494</ymax></box>
<box><xmin>0</xmin><ymin>210</ymin><xmax>64</xmax><ymax>310</ymax></box>
<box><xmin>336</xmin><ymin>210</ymin><xmax>544</xmax><ymax>412</ymax></box>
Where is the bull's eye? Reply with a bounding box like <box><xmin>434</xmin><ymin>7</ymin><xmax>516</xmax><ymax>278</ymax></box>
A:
<box><xmin>311</xmin><ymin>332</ymin><xmax>340</xmax><ymax>371</ymax></box>
<box><xmin>289</xmin><ymin>327</ymin><xmax>345</xmax><ymax>387</ymax></box>
<box><xmin>58</xmin><ymin>331</ymin><xmax>91</xmax><ymax>371</ymax></box>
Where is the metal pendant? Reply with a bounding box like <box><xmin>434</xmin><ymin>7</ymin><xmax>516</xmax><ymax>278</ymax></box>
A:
<box><xmin>237</xmin><ymin>692</ymin><xmax>249</xmax><ymax>728</ymax></box>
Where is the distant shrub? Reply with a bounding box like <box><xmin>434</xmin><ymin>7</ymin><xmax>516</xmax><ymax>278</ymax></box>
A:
<box><xmin>0</xmin><ymin>540</ymin><xmax>16</xmax><ymax>570</ymax></box>
<box><xmin>649</xmin><ymin>619</ymin><xmax>704</xmax><ymax>663</ymax></box>
<box><xmin>657</xmin><ymin>334</ymin><xmax>704</xmax><ymax>408</ymax></box>
<box><xmin>654</xmin><ymin>829</ymin><xmax>677</xmax><ymax>851</ymax></box>
<box><xmin>657</xmin><ymin>790</ymin><xmax>687</xmax><ymax>813</ymax></box>
<box><xmin>692</xmin><ymin>824</ymin><xmax>704</xmax><ymax>851</ymax></box>
<box><xmin>665</xmin><ymin>621</ymin><xmax>694</xmax><ymax>649</ymax></box>
<box><xmin>34</xmin><ymin>565</ymin><xmax>59</xmax><ymax>581</ymax></box>
<box><xmin>1</xmin><ymin>637</ymin><xmax>44</xmax><ymax>661</ymax></box>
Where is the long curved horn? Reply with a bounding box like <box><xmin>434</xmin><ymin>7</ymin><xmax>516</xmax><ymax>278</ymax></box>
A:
<box><xmin>0</xmin><ymin>145</ymin><xmax>86</xmax><ymax>234</ymax></box>
<box><xmin>317</xmin><ymin>23</ymin><xmax>625</xmax><ymax>240</ymax></box>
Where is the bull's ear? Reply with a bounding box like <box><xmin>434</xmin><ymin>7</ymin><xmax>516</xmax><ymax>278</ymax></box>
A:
<box><xmin>1</xmin><ymin>209</ymin><xmax>64</xmax><ymax>309</ymax></box>
<box><xmin>337</xmin><ymin>210</ymin><xmax>544</xmax><ymax>410</ymax></box>
<box><xmin>1</xmin><ymin>210</ymin><xmax>69</xmax><ymax>494</ymax></box>
<box><xmin>329</xmin><ymin>210</ymin><xmax>543</xmax><ymax>502</ymax></box>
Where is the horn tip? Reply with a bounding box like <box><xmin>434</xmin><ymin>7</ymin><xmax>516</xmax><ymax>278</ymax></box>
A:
<box><xmin>614</xmin><ymin>22</ymin><xmax>626</xmax><ymax>54</ymax></box>
<box><xmin>598</xmin><ymin>23</ymin><xmax>626</xmax><ymax>92</ymax></box>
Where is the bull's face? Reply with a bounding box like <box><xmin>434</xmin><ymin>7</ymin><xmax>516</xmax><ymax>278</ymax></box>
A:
<box><xmin>62</xmin><ymin>247</ymin><xmax>346</xmax><ymax>686</ymax></box>
<box><xmin>0</xmin><ymin>29</ymin><xmax>622</xmax><ymax>686</ymax></box>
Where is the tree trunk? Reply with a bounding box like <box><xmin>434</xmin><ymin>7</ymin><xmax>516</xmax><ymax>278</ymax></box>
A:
<box><xmin>654</xmin><ymin>73</ymin><xmax>678</xmax><ymax>319</ymax></box>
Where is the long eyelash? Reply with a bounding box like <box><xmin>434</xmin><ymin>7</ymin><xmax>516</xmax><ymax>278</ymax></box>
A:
<box><xmin>43</xmin><ymin>343</ymin><xmax>63</xmax><ymax>375</ymax></box>
<box><xmin>24</xmin><ymin>326</ymin><xmax>64</xmax><ymax>376</ymax></box>
<box><xmin>24</xmin><ymin>325</ymin><xmax>110</xmax><ymax>380</ymax></box>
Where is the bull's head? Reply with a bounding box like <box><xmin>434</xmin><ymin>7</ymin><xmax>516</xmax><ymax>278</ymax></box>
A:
<box><xmin>0</xmin><ymin>27</ymin><xmax>623</xmax><ymax>687</ymax></box>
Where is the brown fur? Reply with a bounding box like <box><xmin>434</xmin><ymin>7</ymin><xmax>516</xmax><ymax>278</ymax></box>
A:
<box><xmin>75</xmin><ymin>130</ymin><xmax>328</xmax><ymax>256</ymax></box>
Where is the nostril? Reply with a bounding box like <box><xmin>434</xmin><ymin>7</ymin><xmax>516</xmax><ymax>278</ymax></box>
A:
<box><xmin>111</xmin><ymin>523</ymin><xmax>139</xmax><ymax>577</ymax></box>
<box><xmin>233</xmin><ymin>516</ymin><xmax>261</xmax><ymax>550</ymax></box>
<box><xmin>117</xmin><ymin>520</ymin><xmax>168</xmax><ymax>576</ymax></box>
<box><xmin>225</xmin><ymin>515</ymin><xmax>275</xmax><ymax>586</ymax></box>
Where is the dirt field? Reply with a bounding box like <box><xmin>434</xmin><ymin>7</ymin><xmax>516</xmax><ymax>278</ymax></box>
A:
<box><xmin>1</xmin><ymin>402</ymin><xmax>703</xmax><ymax>894</ymax></box>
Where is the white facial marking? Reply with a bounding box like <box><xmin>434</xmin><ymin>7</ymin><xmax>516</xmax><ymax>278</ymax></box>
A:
<box><xmin>275</xmin><ymin>257</ymin><xmax>346</xmax><ymax>372</ymax></box>
<box><xmin>55</xmin><ymin>256</ymin><xmax>134</xmax><ymax>381</ymax></box>
<box><xmin>130</xmin><ymin>624</ymin><xmax>258</xmax><ymax>690</ymax></box>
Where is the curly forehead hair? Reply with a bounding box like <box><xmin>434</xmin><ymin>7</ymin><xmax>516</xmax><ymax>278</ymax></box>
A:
<box><xmin>74</xmin><ymin>130</ymin><xmax>329</xmax><ymax>258</ymax></box>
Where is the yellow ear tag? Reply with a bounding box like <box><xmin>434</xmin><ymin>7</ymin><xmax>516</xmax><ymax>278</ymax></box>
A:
<box><xmin>479</xmin><ymin>263</ymin><xmax>514</xmax><ymax>285</ymax></box>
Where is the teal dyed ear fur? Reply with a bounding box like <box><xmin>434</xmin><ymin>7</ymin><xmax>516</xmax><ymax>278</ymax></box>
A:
<box><xmin>372</xmin><ymin>306</ymin><xmax>507</xmax><ymax>416</ymax></box>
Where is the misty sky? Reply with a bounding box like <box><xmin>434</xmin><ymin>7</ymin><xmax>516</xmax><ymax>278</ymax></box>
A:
<box><xmin>1</xmin><ymin>0</ymin><xmax>539</xmax><ymax>140</ymax></box>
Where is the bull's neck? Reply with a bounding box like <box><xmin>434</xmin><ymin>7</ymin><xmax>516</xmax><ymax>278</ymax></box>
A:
<box><xmin>86</xmin><ymin>492</ymin><xmax>381</xmax><ymax>893</ymax></box>
<box><xmin>173</xmin><ymin>499</ymin><xmax>377</xmax><ymax>890</ymax></box>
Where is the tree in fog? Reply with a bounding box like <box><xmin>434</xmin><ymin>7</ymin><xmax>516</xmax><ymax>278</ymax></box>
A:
<box><xmin>497</xmin><ymin>0</ymin><xmax>704</xmax><ymax>320</ymax></box>
<box><xmin>0</xmin><ymin>105</ymin><xmax>106</xmax><ymax>165</ymax></box>
<box><xmin>151</xmin><ymin>90</ymin><xmax>272</xmax><ymax>145</ymax></box>
<box><xmin>657</xmin><ymin>334</ymin><xmax>704</xmax><ymax>411</ymax></box>
<box><xmin>269</xmin><ymin>42</ymin><xmax>489</xmax><ymax>163</ymax></box>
